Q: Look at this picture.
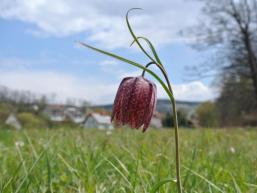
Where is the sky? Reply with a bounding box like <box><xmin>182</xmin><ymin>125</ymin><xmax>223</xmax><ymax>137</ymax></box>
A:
<box><xmin>0</xmin><ymin>0</ymin><xmax>216</xmax><ymax>105</ymax></box>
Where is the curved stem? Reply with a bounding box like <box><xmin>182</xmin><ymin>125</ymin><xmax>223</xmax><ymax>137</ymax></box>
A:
<box><xmin>142</xmin><ymin>61</ymin><xmax>182</xmax><ymax>193</ymax></box>
<box><xmin>142</xmin><ymin>62</ymin><xmax>174</xmax><ymax>95</ymax></box>
<box><xmin>141</xmin><ymin>62</ymin><xmax>156</xmax><ymax>77</ymax></box>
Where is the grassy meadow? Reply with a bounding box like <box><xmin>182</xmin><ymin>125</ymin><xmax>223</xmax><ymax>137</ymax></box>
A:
<box><xmin>0</xmin><ymin>127</ymin><xmax>256</xmax><ymax>193</ymax></box>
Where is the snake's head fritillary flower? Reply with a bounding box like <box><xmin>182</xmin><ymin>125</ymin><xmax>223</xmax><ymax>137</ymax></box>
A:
<box><xmin>111</xmin><ymin>76</ymin><xmax>157</xmax><ymax>132</ymax></box>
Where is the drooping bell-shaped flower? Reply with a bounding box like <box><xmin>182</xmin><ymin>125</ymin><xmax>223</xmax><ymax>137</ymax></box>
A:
<box><xmin>111</xmin><ymin>76</ymin><xmax>157</xmax><ymax>132</ymax></box>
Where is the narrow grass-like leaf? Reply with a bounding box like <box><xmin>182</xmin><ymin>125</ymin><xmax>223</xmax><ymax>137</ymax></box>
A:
<box><xmin>46</xmin><ymin>152</ymin><xmax>52</xmax><ymax>193</ymax></box>
<box><xmin>126</xmin><ymin>8</ymin><xmax>156</xmax><ymax>63</ymax></box>
<box><xmin>132</xmin><ymin>156</ymin><xmax>139</xmax><ymax>191</ymax></box>
<box><xmin>57</xmin><ymin>154</ymin><xmax>80</xmax><ymax>177</ymax></box>
<box><xmin>113</xmin><ymin>156</ymin><xmax>129</xmax><ymax>174</ymax></box>
<box><xmin>16</xmin><ymin>146</ymin><xmax>28</xmax><ymax>176</ymax></box>
<box><xmin>130</xmin><ymin>36</ymin><xmax>175</xmax><ymax>92</ymax></box>
<box><xmin>183</xmin><ymin>147</ymin><xmax>197</xmax><ymax>188</ymax></box>
<box><xmin>23</xmin><ymin>131</ymin><xmax>38</xmax><ymax>158</ymax></box>
<box><xmin>183</xmin><ymin>166</ymin><xmax>225</xmax><ymax>193</ymax></box>
<box><xmin>104</xmin><ymin>158</ymin><xmax>133</xmax><ymax>189</ymax></box>
<box><xmin>208</xmin><ymin>184</ymin><xmax>214</xmax><ymax>193</ymax></box>
<box><xmin>150</xmin><ymin>179</ymin><xmax>176</xmax><ymax>193</ymax></box>
<box><xmin>14</xmin><ymin>148</ymin><xmax>47</xmax><ymax>193</ymax></box>
<box><xmin>130</xmin><ymin>36</ymin><xmax>162</xmax><ymax>65</ymax></box>
<box><xmin>227</xmin><ymin>172</ymin><xmax>242</xmax><ymax>193</ymax></box>
<box><xmin>2</xmin><ymin>162</ymin><xmax>23</xmax><ymax>191</ymax></box>
<box><xmin>79</xmin><ymin>42</ymin><xmax>174</xmax><ymax>101</ymax></box>
<box><xmin>244</xmin><ymin>182</ymin><xmax>257</xmax><ymax>188</ymax></box>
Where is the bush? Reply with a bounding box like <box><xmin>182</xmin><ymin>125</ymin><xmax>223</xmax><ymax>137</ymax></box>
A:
<box><xmin>162</xmin><ymin>111</ymin><xmax>191</xmax><ymax>128</ymax></box>
<box><xmin>17</xmin><ymin>112</ymin><xmax>46</xmax><ymax>129</ymax></box>
<box><xmin>196</xmin><ymin>102</ymin><xmax>218</xmax><ymax>127</ymax></box>
<box><xmin>0</xmin><ymin>103</ymin><xmax>14</xmax><ymax>122</ymax></box>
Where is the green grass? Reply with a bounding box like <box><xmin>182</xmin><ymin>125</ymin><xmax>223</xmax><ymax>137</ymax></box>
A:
<box><xmin>0</xmin><ymin>127</ymin><xmax>256</xmax><ymax>193</ymax></box>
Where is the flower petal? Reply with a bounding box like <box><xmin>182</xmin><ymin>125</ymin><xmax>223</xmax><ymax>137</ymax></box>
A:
<box><xmin>143</xmin><ymin>83</ymin><xmax>157</xmax><ymax>132</ymax></box>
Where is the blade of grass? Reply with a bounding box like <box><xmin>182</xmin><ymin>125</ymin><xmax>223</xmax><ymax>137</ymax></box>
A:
<box><xmin>183</xmin><ymin>165</ymin><xmax>225</xmax><ymax>193</ymax></box>
<box><xmin>16</xmin><ymin>145</ymin><xmax>28</xmax><ymax>176</ymax></box>
<box><xmin>150</xmin><ymin>179</ymin><xmax>176</xmax><ymax>193</ymax></box>
<box><xmin>23</xmin><ymin>131</ymin><xmax>38</xmax><ymax>158</ymax></box>
<box><xmin>46</xmin><ymin>152</ymin><xmax>52</xmax><ymax>193</ymax></box>
<box><xmin>104</xmin><ymin>158</ymin><xmax>133</xmax><ymax>189</ymax></box>
<box><xmin>208</xmin><ymin>184</ymin><xmax>214</xmax><ymax>193</ymax></box>
<box><xmin>244</xmin><ymin>182</ymin><xmax>257</xmax><ymax>188</ymax></box>
<box><xmin>14</xmin><ymin>135</ymin><xmax>55</xmax><ymax>193</ymax></box>
<box><xmin>182</xmin><ymin>147</ymin><xmax>197</xmax><ymax>188</ymax></box>
<box><xmin>2</xmin><ymin>161</ymin><xmax>23</xmax><ymax>191</ymax></box>
<box><xmin>14</xmin><ymin>148</ymin><xmax>47</xmax><ymax>193</ymax></box>
<box><xmin>57</xmin><ymin>154</ymin><xmax>80</xmax><ymax>178</ymax></box>
<box><xmin>226</xmin><ymin>171</ymin><xmax>242</xmax><ymax>193</ymax></box>
<box><xmin>113</xmin><ymin>156</ymin><xmax>129</xmax><ymax>174</ymax></box>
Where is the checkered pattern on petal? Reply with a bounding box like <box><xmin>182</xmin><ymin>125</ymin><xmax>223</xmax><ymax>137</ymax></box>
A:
<box><xmin>111</xmin><ymin>76</ymin><xmax>157</xmax><ymax>132</ymax></box>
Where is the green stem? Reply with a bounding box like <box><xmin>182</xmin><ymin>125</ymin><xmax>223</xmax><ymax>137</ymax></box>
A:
<box><xmin>141</xmin><ymin>62</ymin><xmax>156</xmax><ymax>77</ymax></box>
<box><xmin>142</xmin><ymin>62</ymin><xmax>182</xmax><ymax>193</ymax></box>
<box><xmin>171</xmin><ymin>99</ymin><xmax>182</xmax><ymax>193</ymax></box>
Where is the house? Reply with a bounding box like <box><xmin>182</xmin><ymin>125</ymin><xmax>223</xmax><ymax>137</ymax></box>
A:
<box><xmin>83</xmin><ymin>113</ymin><xmax>113</xmax><ymax>130</ymax></box>
<box><xmin>64</xmin><ymin>107</ymin><xmax>85</xmax><ymax>123</ymax></box>
<box><xmin>150</xmin><ymin>116</ymin><xmax>163</xmax><ymax>128</ymax></box>
<box><xmin>5</xmin><ymin>113</ymin><xmax>22</xmax><ymax>130</ymax></box>
<box><xmin>44</xmin><ymin>105</ymin><xmax>66</xmax><ymax>122</ymax></box>
<box><xmin>44</xmin><ymin>105</ymin><xmax>85</xmax><ymax>123</ymax></box>
<box><xmin>90</xmin><ymin>100</ymin><xmax>201</xmax><ymax>128</ymax></box>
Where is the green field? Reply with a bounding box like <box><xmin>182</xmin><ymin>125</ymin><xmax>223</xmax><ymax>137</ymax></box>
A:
<box><xmin>0</xmin><ymin>128</ymin><xmax>256</xmax><ymax>193</ymax></box>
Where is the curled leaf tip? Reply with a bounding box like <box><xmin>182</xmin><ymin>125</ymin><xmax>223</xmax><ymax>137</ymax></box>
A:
<box><xmin>127</xmin><ymin>8</ymin><xmax>143</xmax><ymax>14</ymax></box>
<box><xmin>126</xmin><ymin>8</ymin><xmax>143</xmax><ymax>21</ymax></box>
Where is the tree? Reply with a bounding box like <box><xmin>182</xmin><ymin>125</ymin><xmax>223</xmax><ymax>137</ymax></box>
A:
<box><xmin>187</xmin><ymin>0</ymin><xmax>257</xmax><ymax>100</ymax></box>
<box><xmin>196</xmin><ymin>102</ymin><xmax>218</xmax><ymax>127</ymax></box>
<box><xmin>162</xmin><ymin>111</ymin><xmax>191</xmax><ymax>127</ymax></box>
<box><xmin>216</xmin><ymin>73</ymin><xmax>256</xmax><ymax>125</ymax></box>
<box><xmin>185</xmin><ymin>0</ymin><xmax>257</xmax><ymax>125</ymax></box>
<box><xmin>162</xmin><ymin>112</ymin><xmax>173</xmax><ymax>127</ymax></box>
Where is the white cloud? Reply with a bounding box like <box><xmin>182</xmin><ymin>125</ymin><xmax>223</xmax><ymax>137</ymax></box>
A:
<box><xmin>157</xmin><ymin>81</ymin><xmax>216</xmax><ymax>102</ymax></box>
<box><xmin>174</xmin><ymin>81</ymin><xmax>217</xmax><ymax>101</ymax></box>
<box><xmin>0</xmin><ymin>57</ymin><xmax>56</xmax><ymax>70</ymax></box>
<box><xmin>0</xmin><ymin>70</ymin><xmax>216</xmax><ymax>104</ymax></box>
<box><xmin>0</xmin><ymin>70</ymin><xmax>118</xmax><ymax>104</ymax></box>
<box><xmin>98</xmin><ymin>60</ymin><xmax>145</xmax><ymax>78</ymax></box>
<box><xmin>0</xmin><ymin>0</ymin><xmax>203</xmax><ymax>48</ymax></box>
<box><xmin>98</xmin><ymin>59</ymin><xmax>122</xmax><ymax>74</ymax></box>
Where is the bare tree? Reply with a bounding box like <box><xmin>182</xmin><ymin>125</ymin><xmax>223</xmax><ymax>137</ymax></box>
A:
<box><xmin>186</xmin><ymin>0</ymin><xmax>257</xmax><ymax>104</ymax></box>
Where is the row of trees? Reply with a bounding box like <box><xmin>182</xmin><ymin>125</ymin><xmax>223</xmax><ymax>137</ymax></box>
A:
<box><xmin>186</xmin><ymin>0</ymin><xmax>257</xmax><ymax>126</ymax></box>
<box><xmin>0</xmin><ymin>86</ymin><xmax>89</xmax><ymax>111</ymax></box>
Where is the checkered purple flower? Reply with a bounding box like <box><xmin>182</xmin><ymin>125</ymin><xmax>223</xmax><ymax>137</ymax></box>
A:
<box><xmin>111</xmin><ymin>76</ymin><xmax>157</xmax><ymax>132</ymax></box>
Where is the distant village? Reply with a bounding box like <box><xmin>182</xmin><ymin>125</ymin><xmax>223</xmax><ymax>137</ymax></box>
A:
<box><xmin>5</xmin><ymin>105</ymin><xmax>114</xmax><ymax>130</ymax></box>
<box><xmin>0</xmin><ymin>86</ymin><xmax>202</xmax><ymax>130</ymax></box>
<box><xmin>3</xmin><ymin>101</ymin><xmax>201</xmax><ymax>130</ymax></box>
